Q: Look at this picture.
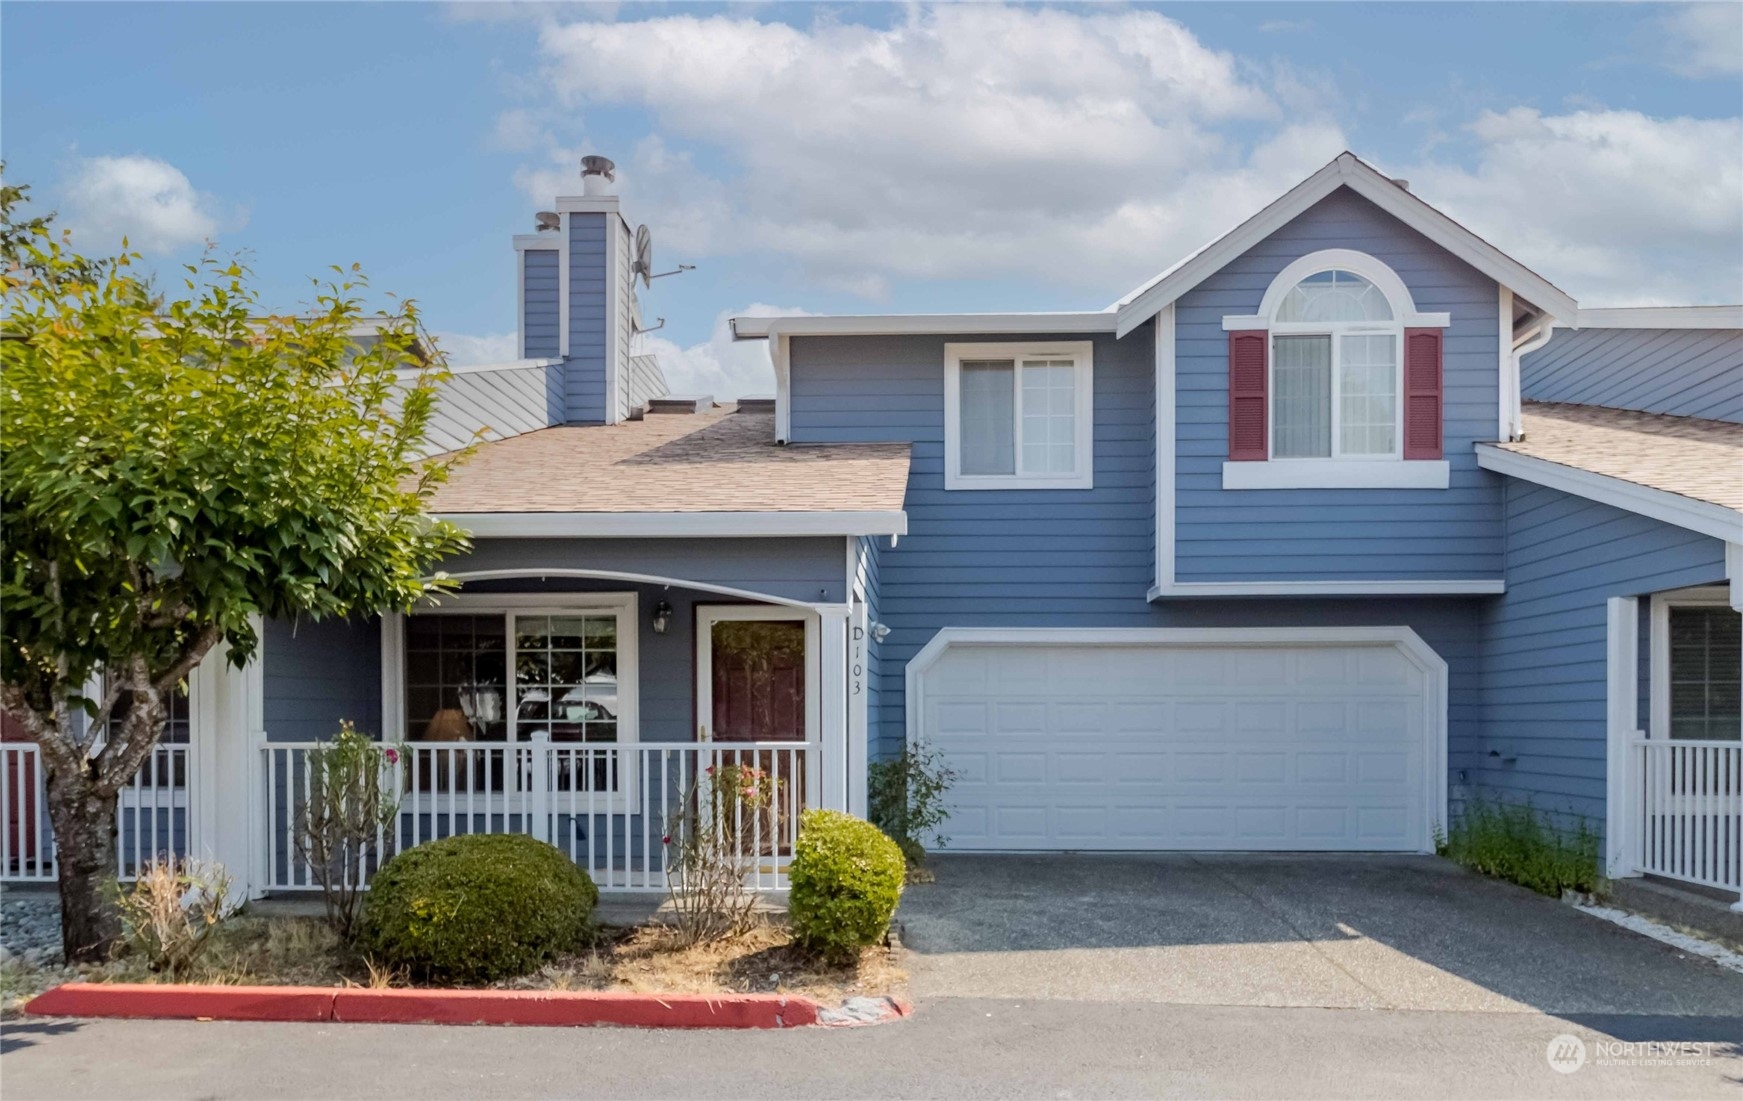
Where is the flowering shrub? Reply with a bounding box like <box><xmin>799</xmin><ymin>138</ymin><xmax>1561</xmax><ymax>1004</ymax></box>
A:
<box><xmin>663</xmin><ymin>761</ymin><xmax>782</xmax><ymax>947</ymax></box>
<box><xmin>295</xmin><ymin>721</ymin><xmax>402</xmax><ymax>940</ymax></box>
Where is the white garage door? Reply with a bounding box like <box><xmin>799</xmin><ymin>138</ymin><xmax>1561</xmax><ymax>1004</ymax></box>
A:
<box><xmin>916</xmin><ymin>633</ymin><xmax>1439</xmax><ymax>852</ymax></box>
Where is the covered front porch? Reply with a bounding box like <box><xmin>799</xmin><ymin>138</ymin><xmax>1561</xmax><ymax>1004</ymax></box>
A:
<box><xmin>249</xmin><ymin>535</ymin><xmax>880</xmax><ymax>895</ymax></box>
<box><xmin>0</xmin><ymin>539</ymin><xmax>888</xmax><ymax>897</ymax></box>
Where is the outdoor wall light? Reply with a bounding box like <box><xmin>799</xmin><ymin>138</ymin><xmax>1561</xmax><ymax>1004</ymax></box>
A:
<box><xmin>869</xmin><ymin>621</ymin><xmax>892</xmax><ymax>643</ymax></box>
<box><xmin>651</xmin><ymin>599</ymin><xmax>673</xmax><ymax>635</ymax></box>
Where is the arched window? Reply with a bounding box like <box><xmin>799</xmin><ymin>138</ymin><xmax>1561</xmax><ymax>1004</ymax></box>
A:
<box><xmin>1269</xmin><ymin>266</ymin><xmax>1403</xmax><ymax>459</ymax></box>
<box><xmin>1224</xmin><ymin>249</ymin><xmax>1448</xmax><ymax>479</ymax></box>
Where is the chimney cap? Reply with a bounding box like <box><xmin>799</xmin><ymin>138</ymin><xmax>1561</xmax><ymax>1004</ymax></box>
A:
<box><xmin>581</xmin><ymin>155</ymin><xmax>616</xmax><ymax>182</ymax></box>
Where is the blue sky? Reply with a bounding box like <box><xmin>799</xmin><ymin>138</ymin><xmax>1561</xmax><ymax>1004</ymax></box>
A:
<box><xmin>5</xmin><ymin>2</ymin><xmax>1739</xmax><ymax>395</ymax></box>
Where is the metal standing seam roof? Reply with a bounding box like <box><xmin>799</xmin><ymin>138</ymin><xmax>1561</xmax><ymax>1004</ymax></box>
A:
<box><xmin>1494</xmin><ymin>402</ymin><xmax>1743</xmax><ymax>512</ymax></box>
<box><xmin>424</xmin><ymin>409</ymin><xmax>912</xmax><ymax>514</ymax></box>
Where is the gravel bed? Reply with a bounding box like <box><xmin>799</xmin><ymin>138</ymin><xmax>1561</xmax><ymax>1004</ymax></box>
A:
<box><xmin>2</xmin><ymin>894</ymin><xmax>64</xmax><ymax>967</ymax></box>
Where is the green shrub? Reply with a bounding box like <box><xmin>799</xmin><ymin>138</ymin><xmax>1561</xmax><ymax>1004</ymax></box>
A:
<box><xmin>788</xmin><ymin>810</ymin><xmax>905</xmax><ymax>963</ymax></box>
<box><xmin>360</xmin><ymin>833</ymin><xmax>596</xmax><ymax>983</ymax></box>
<box><xmin>868</xmin><ymin>743</ymin><xmax>958</xmax><ymax>869</ymax></box>
<box><xmin>1438</xmin><ymin>798</ymin><xmax>1602</xmax><ymax>897</ymax></box>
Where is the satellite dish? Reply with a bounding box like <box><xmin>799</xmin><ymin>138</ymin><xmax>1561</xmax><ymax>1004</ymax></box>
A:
<box><xmin>632</xmin><ymin>224</ymin><xmax>654</xmax><ymax>288</ymax></box>
<box><xmin>535</xmin><ymin>211</ymin><xmax>560</xmax><ymax>232</ymax></box>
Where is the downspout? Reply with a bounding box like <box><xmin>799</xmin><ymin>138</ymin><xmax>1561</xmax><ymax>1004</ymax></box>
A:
<box><xmin>1507</xmin><ymin>315</ymin><xmax>1555</xmax><ymax>441</ymax></box>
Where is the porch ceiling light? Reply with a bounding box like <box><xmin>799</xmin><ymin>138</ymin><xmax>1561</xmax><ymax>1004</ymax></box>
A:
<box><xmin>652</xmin><ymin>598</ymin><xmax>673</xmax><ymax>635</ymax></box>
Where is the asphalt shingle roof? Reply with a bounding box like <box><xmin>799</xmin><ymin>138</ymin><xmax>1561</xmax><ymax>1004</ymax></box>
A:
<box><xmin>426</xmin><ymin>409</ymin><xmax>911</xmax><ymax>514</ymax></box>
<box><xmin>1494</xmin><ymin>402</ymin><xmax>1742</xmax><ymax>512</ymax></box>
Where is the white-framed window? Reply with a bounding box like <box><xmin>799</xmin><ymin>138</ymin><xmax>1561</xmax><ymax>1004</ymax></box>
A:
<box><xmin>1222</xmin><ymin>249</ymin><xmax>1451</xmax><ymax>491</ymax></box>
<box><xmin>1651</xmin><ymin>588</ymin><xmax>1741</xmax><ymax>741</ymax></box>
<box><xmin>944</xmin><ymin>341</ymin><xmax>1094</xmax><ymax>490</ymax></box>
<box><xmin>387</xmin><ymin>592</ymin><xmax>639</xmax><ymax>749</ymax></box>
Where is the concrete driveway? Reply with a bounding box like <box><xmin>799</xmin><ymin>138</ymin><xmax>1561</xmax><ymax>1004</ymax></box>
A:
<box><xmin>897</xmin><ymin>853</ymin><xmax>1743</xmax><ymax>1016</ymax></box>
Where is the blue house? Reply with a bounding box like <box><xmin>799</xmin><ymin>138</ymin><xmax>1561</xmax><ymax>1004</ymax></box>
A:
<box><xmin>10</xmin><ymin>154</ymin><xmax>1734</xmax><ymax>906</ymax></box>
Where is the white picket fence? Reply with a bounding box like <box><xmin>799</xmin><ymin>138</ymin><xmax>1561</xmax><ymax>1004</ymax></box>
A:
<box><xmin>259</xmin><ymin>737</ymin><xmax>818</xmax><ymax>893</ymax></box>
<box><xmin>1</xmin><ymin>741</ymin><xmax>194</xmax><ymax>883</ymax></box>
<box><xmin>1633</xmin><ymin>737</ymin><xmax>1743</xmax><ymax>896</ymax></box>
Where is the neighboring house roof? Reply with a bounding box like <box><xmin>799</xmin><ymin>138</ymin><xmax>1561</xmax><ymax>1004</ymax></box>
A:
<box><xmin>1572</xmin><ymin>306</ymin><xmax>1743</xmax><ymax>330</ymax></box>
<box><xmin>1111</xmin><ymin>152</ymin><xmax>1579</xmax><ymax>337</ymax></box>
<box><xmin>1476</xmin><ymin>402</ymin><xmax>1743</xmax><ymax>544</ymax></box>
<box><xmin>427</xmin><ymin>408</ymin><xmax>911</xmax><ymax>538</ymax></box>
<box><xmin>729</xmin><ymin>312</ymin><xmax>1116</xmax><ymax>339</ymax></box>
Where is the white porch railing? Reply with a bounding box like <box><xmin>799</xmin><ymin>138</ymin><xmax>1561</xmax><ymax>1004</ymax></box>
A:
<box><xmin>259</xmin><ymin>738</ymin><xmax>818</xmax><ymax>893</ymax></box>
<box><xmin>1</xmin><ymin>741</ymin><xmax>194</xmax><ymax>883</ymax></box>
<box><xmin>1634</xmin><ymin>737</ymin><xmax>1742</xmax><ymax>896</ymax></box>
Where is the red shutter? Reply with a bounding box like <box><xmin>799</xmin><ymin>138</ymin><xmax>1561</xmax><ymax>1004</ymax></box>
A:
<box><xmin>1403</xmin><ymin>328</ymin><xmax>1443</xmax><ymax>460</ymax></box>
<box><xmin>1227</xmin><ymin>330</ymin><xmax>1268</xmax><ymax>461</ymax></box>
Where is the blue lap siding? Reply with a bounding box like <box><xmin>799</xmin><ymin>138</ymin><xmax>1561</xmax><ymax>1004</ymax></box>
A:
<box><xmin>521</xmin><ymin>247</ymin><xmax>561</xmax><ymax>360</ymax></box>
<box><xmin>1475</xmin><ymin>481</ymin><xmax>1726</xmax><ymax>830</ymax></box>
<box><xmin>566</xmin><ymin>213</ymin><xmax>609</xmax><ymax>424</ymax></box>
<box><xmin>1522</xmin><ymin>327</ymin><xmax>1742</xmax><ymax>423</ymax></box>
<box><xmin>1174</xmin><ymin>187</ymin><xmax>1505</xmax><ymax>583</ymax></box>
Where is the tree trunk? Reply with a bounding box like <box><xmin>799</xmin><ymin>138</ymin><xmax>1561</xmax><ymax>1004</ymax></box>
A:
<box><xmin>44</xmin><ymin>763</ymin><xmax>122</xmax><ymax>963</ymax></box>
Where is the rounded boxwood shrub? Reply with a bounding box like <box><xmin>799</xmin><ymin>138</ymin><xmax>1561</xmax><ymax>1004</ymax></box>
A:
<box><xmin>360</xmin><ymin>833</ymin><xmax>597</xmax><ymax>984</ymax></box>
<box><xmin>787</xmin><ymin>809</ymin><xmax>905</xmax><ymax>963</ymax></box>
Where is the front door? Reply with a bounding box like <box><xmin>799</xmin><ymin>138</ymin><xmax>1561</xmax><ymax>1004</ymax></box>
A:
<box><xmin>696</xmin><ymin>606</ymin><xmax>817</xmax><ymax>744</ymax></box>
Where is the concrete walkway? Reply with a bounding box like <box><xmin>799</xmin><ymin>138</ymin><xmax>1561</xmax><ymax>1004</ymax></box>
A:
<box><xmin>897</xmin><ymin>853</ymin><xmax>1743</xmax><ymax>1015</ymax></box>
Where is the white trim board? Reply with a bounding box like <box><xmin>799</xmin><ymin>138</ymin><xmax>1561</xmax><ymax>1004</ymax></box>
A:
<box><xmin>904</xmin><ymin>624</ymin><xmax>1451</xmax><ymax>854</ymax></box>
<box><xmin>1221</xmin><ymin>459</ymin><xmax>1450</xmax><ymax>491</ymax></box>
<box><xmin>401</xmin><ymin>357</ymin><xmax>560</xmax><ymax>378</ymax></box>
<box><xmin>1604</xmin><ymin>595</ymin><xmax>1640</xmax><ymax>879</ymax></box>
<box><xmin>730</xmin><ymin>312</ymin><xmax>1117</xmax><ymax>340</ymax></box>
<box><xmin>438</xmin><ymin>567</ymin><xmax>849</xmax><ymax>612</ymax></box>
<box><xmin>1149</xmin><ymin>579</ymin><xmax>1505</xmax><ymax>599</ymax></box>
<box><xmin>1575</xmin><ymin>306</ymin><xmax>1742</xmax><ymax>330</ymax></box>
<box><xmin>440</xmin><ymin>510</ymin><xmax>909</xmax><ymax>539</ymax></box>
<box><xmin>1113</xmin><ymin>152</ymin><xmax>1578</xmax><ymax>338</ymax></box>
<box><xmin>1475</xmin><ymin>446</ymin><xmax>1743</xmax><ymax>544</ymax></box>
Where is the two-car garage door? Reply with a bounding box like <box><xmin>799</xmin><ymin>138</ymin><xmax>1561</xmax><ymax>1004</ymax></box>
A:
<box><xmin>914</xmin><ymin>632</ymin><xmax>1442</xmax><ymax>852</ymax></box>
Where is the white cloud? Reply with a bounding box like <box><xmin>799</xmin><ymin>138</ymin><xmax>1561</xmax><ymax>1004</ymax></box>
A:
<box><xmin>431</xmin><ymin>330</ymin><xmax>518</xmax><ymax>366</ymax></box>
<box><xmin>524</xmin><ymin>7</ymin><xmax>1338</xmax><ymax>297</ymax></box>
<box><xmin>60</xmin><ymin>155</ymin><xmax>236</xmax><ymax>254</ymax></box>
<box><xmin>503</xmin><ymin>6</ymin><xmax>1739</xmax><ymax>310</ymax></box>
<box><xmin>1405</xmin><ymin>108</ymin><xmax>1743</xmax><ymax>305</ymax></box>
<box><xmin>1656</xmin><ymin>4</ymin><xmax>1743</xmax><ymax>78</ymax></box>
<box><xmin>640</xmin><ymin>304</ymin><xmax>811</xmax><ymax>399</ymax></box>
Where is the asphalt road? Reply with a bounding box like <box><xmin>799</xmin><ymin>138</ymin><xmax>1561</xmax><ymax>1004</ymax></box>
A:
<box><xmin>4</xmin><ymin>999</ymin><xmax>1740</xmax><ymax>1100</ymax></box>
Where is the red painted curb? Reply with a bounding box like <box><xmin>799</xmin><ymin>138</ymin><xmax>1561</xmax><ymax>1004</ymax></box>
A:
<box><xmin>24</xmin><ymin>983</ymin><xmax>826</xmax><ymax>1029</ymax></box>
<box><xmin>25</xmin><ymin>983</ymin><xmax>333</xmax><ymax>1023</ymax></box>
<box><xmin>333</xmin><ymin>988</ymin><xmax>821</xmax><ymax>1029</ymax></box>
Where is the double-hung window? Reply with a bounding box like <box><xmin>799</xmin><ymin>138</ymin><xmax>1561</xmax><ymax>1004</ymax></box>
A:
<box><xmin>945</xmin><ymin>341</ymin><xmax>1093</xmax><ymax>489</ymax></box>
<box><xmin>1271</xmin><ymin>271</ymin><xmax>1401</xmax><ymax>460</ymax></box>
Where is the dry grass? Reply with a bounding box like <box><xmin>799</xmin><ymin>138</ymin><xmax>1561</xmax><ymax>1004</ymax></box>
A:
<box><xmin>504</xmin><ymin>919</ymin><xmax>905</xmax><ymax>999</ymax></box>
<box><xmin>8</xmin><ymin>913</ymin><xmax>904</xmax><ymax>1004</ymax></box>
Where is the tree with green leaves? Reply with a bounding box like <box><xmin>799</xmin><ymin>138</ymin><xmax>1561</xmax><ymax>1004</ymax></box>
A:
<box><xmin>1</xmin><ymin>174</ymin><xmax>470</xmax><ymax>961</ymax></box>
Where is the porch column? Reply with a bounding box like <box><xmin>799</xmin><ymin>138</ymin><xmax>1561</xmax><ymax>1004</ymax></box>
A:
<box><xmin>848</xmin><ymin>600</ymin><xmax>870</xmax><ymax>818</ymax></box>
<box><xmin>190</xmin><ymin>628</ymin><xmax>265</xmax><ymax>902</ymax></box>
<box><xmin>818</xmin><ymin>605</ymin><xmax>851</xmax><ymax>813</ymax></box>
<box><xmin>1605</xmin><ymin>596</ymin><xmax>1641</xmax><ymax>880</ymax></box>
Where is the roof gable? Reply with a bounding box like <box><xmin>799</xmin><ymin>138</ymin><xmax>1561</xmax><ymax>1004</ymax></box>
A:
<box><xmin>1112</xmin><ymin>152</ymin><xmax>1578</xmax><ymax>338</ymax></box>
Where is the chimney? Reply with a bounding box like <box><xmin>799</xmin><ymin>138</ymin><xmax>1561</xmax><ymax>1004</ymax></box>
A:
<box><xmin>581</xmin><ymin>155</ymin><xmax>616</xmax><ymax>198</ymax></box>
